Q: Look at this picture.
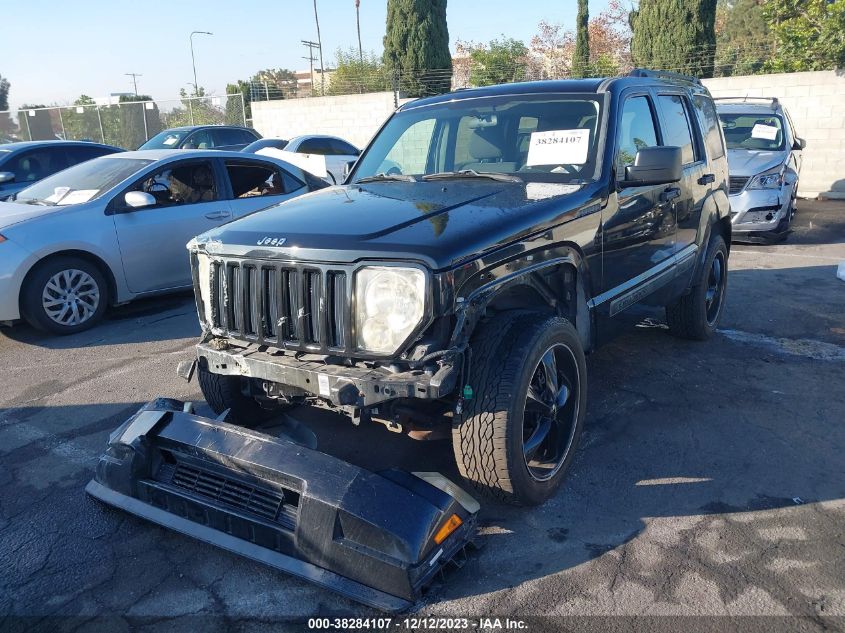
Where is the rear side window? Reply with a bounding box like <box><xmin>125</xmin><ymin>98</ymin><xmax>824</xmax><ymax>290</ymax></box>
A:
<box><xmin>213</xmin><ymin>128</ymin><xmax>253</xmax><ymax>147</ymax></box>
<box><xmin>692</xmin><ymin>95</ymin><xmax>725</xmax><ymax>160</ymax></box>
<box><xmin>297</xmin><ymin>137</ymin><xmax>333</xmax><ymax>155</ymax></box>
<box><xmin>616</xmin><ymin>96</ymin><xmax>659</xmax><ymax>172</ymax></box>
<box><xmin>328</xmin><ymin>138</ymin><xmax>358</xmax><ymax>155</ymax></box>
<box><xmin>657</xmin><ymin>95</ymin><xmax>697</xmax><ymax>165</ymax></box>
<box><xmin>224</xmin><ymin>160</ymin><xmax>303</xmax><ymax>198</ymax></box>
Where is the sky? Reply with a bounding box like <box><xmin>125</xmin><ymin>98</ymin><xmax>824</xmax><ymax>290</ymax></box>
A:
<box><xmin>1</xmin><ymin>0</ymin><xmax>613</xmax><ymax>110</ymax></box>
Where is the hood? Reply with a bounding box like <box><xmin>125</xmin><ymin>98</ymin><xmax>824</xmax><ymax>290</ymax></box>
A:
<box><xmin>726</xmin><ymin>148</ymin><xmax>787</xmax><ymax>177</ymax></box>
<box><xmin>0</xmin><ymin>200</ymin><xmax>68</xmax><ymax>230</ymax></box>
<box><xmin>200</xmin><ymin>180</ymin><xmax>592</xmax><ymax>269</ymax></box>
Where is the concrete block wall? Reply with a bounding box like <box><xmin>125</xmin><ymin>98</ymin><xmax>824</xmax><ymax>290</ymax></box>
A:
<box><xmin>702</xmin><ymin>70</ymin><xmax>845</xmax><ymax>198</ymax></box>
<box><xmin>251</xmin><ymin>91</ymin><xmax>403</xmax><ymax>150</ymax></box>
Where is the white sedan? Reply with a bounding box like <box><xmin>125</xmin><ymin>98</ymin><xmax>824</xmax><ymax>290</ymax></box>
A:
<box><xmin>0</xmin><ymin>150</ymin><xmax>327</xmax><ymax>334</ymax></box>
<box><xmin>243</xmin><ymin>135</ymin><xmax>361</xmax><ymax>184</ymax></box>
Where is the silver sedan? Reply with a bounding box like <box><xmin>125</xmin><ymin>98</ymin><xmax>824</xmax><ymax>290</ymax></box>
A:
<box><xmin>0</xmin><ymin>149</ymin><xmax>326</xmax><ymax>334</ymax></box>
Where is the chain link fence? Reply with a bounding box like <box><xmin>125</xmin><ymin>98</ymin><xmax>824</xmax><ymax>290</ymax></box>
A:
<box><xmin>0</xmin><ymin>94</ymin><xmax>246</xmax><ymax>149</ymax></box>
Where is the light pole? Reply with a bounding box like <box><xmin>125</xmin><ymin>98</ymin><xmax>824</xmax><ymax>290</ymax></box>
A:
<box><xmin>125</xmin><ymin>73</ymin><xmax>142</xmax><ymax>96</ymax></box>
<box><xmin>190</xmin><ymin>31</ymin><xmax>213</xmax><ymax>96</ymax></box>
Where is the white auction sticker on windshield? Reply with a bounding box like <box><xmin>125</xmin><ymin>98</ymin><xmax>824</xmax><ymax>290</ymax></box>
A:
<box><xmin>526</xmin><ymin>128</ymin><xmax>590</xmax><ymax>166</ymax></box>
<box><xmin>751</xmin><ymin>123</ymin><xmax>779</xmax><ymax>140</ymax></box>
<box><xmin>56</xmin><ymin>189</ymin><xmax>98</xmax><ymax>206</ymax></box>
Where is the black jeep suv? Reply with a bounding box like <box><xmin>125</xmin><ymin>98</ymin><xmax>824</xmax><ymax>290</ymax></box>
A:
<box><xmin>187</xmin><ymin>70</ymin><xmax>731</xmax><ymax>506</ymax></box>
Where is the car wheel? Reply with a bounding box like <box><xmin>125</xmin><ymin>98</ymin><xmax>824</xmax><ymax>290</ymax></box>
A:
<box><xmin>20</xmin><ymin>256</ymin><xmax>109</xmax><ymax>335</ymax></box>
<box><xmin>197</xmin><ymin>364</ymin><xmax>284</xmax><ymax>426</ymax></box>
<box><xmin>452</xmin><ymin>312</ymin><xmax>587</xmax><ymax>506</ymax></box>
<box><xmin>666</xmin><ymin>234</ymin><xmax>728</xmax><ymax>340</ymax></box>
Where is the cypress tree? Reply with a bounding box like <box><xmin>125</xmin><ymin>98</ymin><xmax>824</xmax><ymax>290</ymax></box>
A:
<box><xmin>384</xmin><ymin>0</ymin><xmax>451</xmax><ymax>96</ymax></box>
<box><xmin>573</xmin><ymin>0</ymin><xmax>590</xmax><ymax>77</ymax></box>
<box><xmin>630</xmin><ymin>0</ymin><xmax>717</xmax><ymax>78</ymax></box>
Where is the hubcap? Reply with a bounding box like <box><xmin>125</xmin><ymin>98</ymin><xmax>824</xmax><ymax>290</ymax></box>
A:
<box><xmin>705</xmin><ymin>252</ymin><xmax>726</xmax><ymax>326</ymax></box>
<box><xmin>522</xmin><ymin>343</ymin><xmax>580</xmax><ymax>481</ymax></box>
<box><xmin>41</xmin><ymin>269</ymin><xmax>100</xmax><ymax>326</ymax></box>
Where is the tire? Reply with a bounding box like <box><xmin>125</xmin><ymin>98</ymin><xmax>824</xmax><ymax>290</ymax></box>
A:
<box><xmin>666</xmin><ymin>234</ymin><xmax>728</xmax><ymax>340</ymax></box>
<box><xmin>452</xmin><ymin>312</ymin><xmax>588</xmax><ymax>506</ymax></box>
<box><xmin>197</xmin><ymin>364</ymin><xmax>281</xmax><ymax>426</ymax></box>
<box><xmin>20</xmin><ymin>256</ymin><xmax>109</xmax><ymax>335</ymax></box>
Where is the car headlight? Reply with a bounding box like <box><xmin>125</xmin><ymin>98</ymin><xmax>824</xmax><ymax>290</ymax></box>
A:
<box><xmin>747</xmin><ymin>167</ymin><xmax>784</xmax><ymax>190</ymax></box>
<box><xmin>355</xmin><ymin>266</ymin><xmax>427</xmax><ymax>354</ymax></box>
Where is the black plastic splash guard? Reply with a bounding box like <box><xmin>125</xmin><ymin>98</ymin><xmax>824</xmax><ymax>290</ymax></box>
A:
<box><xmin>86</xmin><ymin>398</ymin><xmax>479</xmax><ymax>612</ymax></box>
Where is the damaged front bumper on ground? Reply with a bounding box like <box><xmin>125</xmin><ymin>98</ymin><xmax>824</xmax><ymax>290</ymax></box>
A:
<box><xmin>86</xmin><ymin>399</ymin><xmax>479</xmax><ymax>611</ymax></box>
<box><xmin>196</xmin><ymin>339</ymin><xmax>461</xmax><ymax>409</ymax></box>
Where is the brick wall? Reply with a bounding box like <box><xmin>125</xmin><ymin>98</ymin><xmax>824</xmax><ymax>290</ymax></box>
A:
<box><xmin>703</xmin><ymin>70</ymin><xmax>845</xmax><ymax>199</ymax></box>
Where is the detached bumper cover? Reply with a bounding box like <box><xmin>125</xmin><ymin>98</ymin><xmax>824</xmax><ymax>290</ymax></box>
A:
<box><xmin>86</xmin><ymin>399</ymin><xmax>478</xmax><ymax>611</ymax></box>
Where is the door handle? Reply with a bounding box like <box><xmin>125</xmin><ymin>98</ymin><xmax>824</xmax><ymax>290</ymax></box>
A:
<box><xmin>697</xmin><ymin>173</ymin><xmax>715</xmax><ymax>185</ymax></box>
<box><xmin>204</xmin><ymin>211</ymin><xmax>230</xmax><ymax>220</ymax></box>
<box><xmin>660</xmin><ymin>187</ymin><xmax>681</xmax><ymax>203</ymax></box>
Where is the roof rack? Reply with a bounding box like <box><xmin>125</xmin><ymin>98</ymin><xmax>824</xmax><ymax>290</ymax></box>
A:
<box><xmin>627</xmin><ymin>68</ymin><xmax>702</xmax><ymax>85</ymax></box>
<box><xmin>712</xmin><ymin>96</ymin><xmax>779</xmax><ymax>109</ymax></box>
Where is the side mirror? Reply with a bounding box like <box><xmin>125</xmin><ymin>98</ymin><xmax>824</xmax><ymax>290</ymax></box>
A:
<box><xmin>0</xmin><ymin>171</ymin><xmax>15</xmax><ymax>185</ymax></box>
<box><xmin>124</xmin><ymin>191</ymin><xmax>156</xmax><ymax>209</ymax></box>
<box><xmin>793</xmin><ymin>137</ymin><xmax>806</xmax><ymax>150</ymax></box>
<box><xmin>619</xmin><ymin>146</ymin><xmax>682</xmax><ymax>187</ymax></box>
<box><xmin>342</xmin><ymin>159</ymin><xmax>356</xmax><ymax>181</ymax></box>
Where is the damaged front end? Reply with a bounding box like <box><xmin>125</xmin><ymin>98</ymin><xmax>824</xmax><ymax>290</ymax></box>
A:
<box><xmin>86</xmin><ymin>399</ymin><xmax>479</xmax><ymax>611</ymax></box>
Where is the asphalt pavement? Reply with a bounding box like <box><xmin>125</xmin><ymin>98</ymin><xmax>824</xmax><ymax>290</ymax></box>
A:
<box><xmin>1</xmin><ymin>200</ymin><xmax>843</xmax><ymax>632</ymax></box>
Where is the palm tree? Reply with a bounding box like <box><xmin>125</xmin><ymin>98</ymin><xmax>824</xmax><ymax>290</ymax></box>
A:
<box><xmin>313</xmin><ymin>0</ymin><xmax>325</xmax><ymax>95</ymax></box>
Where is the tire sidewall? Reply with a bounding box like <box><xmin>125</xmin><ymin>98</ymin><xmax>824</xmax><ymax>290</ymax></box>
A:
<box><xmin>21</xmin><ymin>257</ymin><xmax>109</xmax><ymax>335</ymax></box>
<box><xmin>504</xmin><ymin>317</ymin><xmax>588</xmax><ymax>505</ymax></box>
<box><xmin>696</xmin><ymin>236</ymin><xmax>728</xmax><ymax>337</ymax></box>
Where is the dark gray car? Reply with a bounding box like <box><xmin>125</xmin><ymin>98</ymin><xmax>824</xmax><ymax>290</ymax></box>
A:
<box><xmin>139</xmin><ymin>125</ymin><xmax>261</xmax><ymax>151</ymax></box>
<box><xmin>0</xmin><ymin>140</ymin><xmax>123</xmax><ymax>200</ymax></box>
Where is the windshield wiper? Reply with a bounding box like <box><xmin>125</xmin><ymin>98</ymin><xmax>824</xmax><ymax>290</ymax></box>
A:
<box><xmin>356</xmin><ymin>173</ymin><xmax>417</xmax><ymax>183</ymax></box>
<box><xmin>422</xmin><ymin>169</ymin><xmax>523</xmax><ymax>183</ymax></box>
<box><xmin>18</xmin><ymin>197</ymin><xmax>55</xmax><ymax>206</ymax></box>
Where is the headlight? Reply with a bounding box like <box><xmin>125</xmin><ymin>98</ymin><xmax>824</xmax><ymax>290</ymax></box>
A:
<box><xmin>355</xmin><ymin>266</ymin><xmax>427</xmax><ymax>354</ymax></box>
<box><xmin>747</xmin><ymin>167</ymin><xmax>784</xmax><ymax>190</ymax></box>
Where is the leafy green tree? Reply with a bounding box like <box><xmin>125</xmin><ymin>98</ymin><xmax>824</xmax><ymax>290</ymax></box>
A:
<box><xmin>384</xmin><ymin>0</ymin><xmax>451</xmax><ymax>96</ymax></box>
<box><xmin>630</xmin><ymin>0</ymin><xmax>718</xmax><ymax>78</ymax></box>
<box><xmin>329</xmin><ymin>48</ymin><xmax>389</xmax><ymax>95</ymax></box>
<box><xmin>253</xmin><ymin>68</ymin><xmax>298</xmax><ymax>99</ymax></box>
<box><xmin>0</xmin><ymin>74</ymin><xmax>15</xmax><ymax>136</ymax></box>
<box><xmin>573</xmin><ymin>0</ymin><xmax>591</xmax><ymax>77</ymax></box>
<box><xmin>763</xmin><ymin>0</ymin><xmax>845</xmax><ymax>72</ymax></box>
<box><xmin>469</xmin><ymin>38</ymin><xmax>530</xmax><ymax>86</ymax></box>
<box><xmin>714</xmin><ymin>0</ymin><xmax>769</xmax><ymax>76</ymax></box>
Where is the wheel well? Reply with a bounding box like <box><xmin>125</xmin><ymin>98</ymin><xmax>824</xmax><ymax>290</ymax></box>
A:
<box><xmin>712</xmin><ymin>216</ymin><xmax>732</xmax><ymax>253</ymax></box>
<box><xmin>482</xmin><ymin>262</ymin><xmax>590</xmax><ymax>348</ymax></box>
<box><xmin>20</xmin><ymin>250</ymin><xmax>118</xmax><ymax>311</ymax></box>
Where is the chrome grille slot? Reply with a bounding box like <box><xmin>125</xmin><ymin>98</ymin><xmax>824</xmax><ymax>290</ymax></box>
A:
<box><xmin>207</xmin><ymin>258</ymin><xmax>352</xmax><ymax>353</ymax></box>
<box><xmin>729</xmin><ymin>176</ymin><xmax>749</xmax><ymax>195</ymax></box>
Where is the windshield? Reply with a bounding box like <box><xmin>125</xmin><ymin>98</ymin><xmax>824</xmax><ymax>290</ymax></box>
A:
<box><xmin>351</xmin><ymin>93</ymin><xmax>604</xmax><ymax>184</ymax></box>
<box><xmin>15</xmin><ymin>157</ymin><xmax>152</xmax><ymax>206</ymax></box>
<box><xmin>718</xmin><ymin>113</ymin><xmax>785</xmax><ymax>151</ymax></box>
<box><xmin>139</xmin><ymin>129</ymin><xmax>189</xmax><ymax>150</ymax></box>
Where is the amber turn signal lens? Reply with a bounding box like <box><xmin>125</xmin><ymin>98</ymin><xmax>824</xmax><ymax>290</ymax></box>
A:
<box><xmin>433</xmin><ymin>514</ymin><xmax>463</xmax><ymax>545</ymax></box>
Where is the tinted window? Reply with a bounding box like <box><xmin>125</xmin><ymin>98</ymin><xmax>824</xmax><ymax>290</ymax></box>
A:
<box><xmin>657</xmin><ymin>95</ymin><xmax>696</xmax><ymax>165</ymax></box>
<box><xmin>139</xmin><ymin>129</ymin><xmax>189</xmax><ymax>150</ymax></box>
<box><xmin>616</xmin><ymin>96</ymin><xmax>659</xmax><ymax>172</ymax></box>
<box><xmin>243</xmin><ymin>138</ymin><xmax>288</xmax><ymax>153</ymax></box>
<box><xmin>127</xmin><ymin>160</ymin><xmax>217</xmax><ymax>207</ymax></box>
<box><xmin>213</xmin><ymin>128</ymin><xmax>252</xmax><ymax>147</ymax></box>
<box><xmin>692</xmin><ymin>95</ymin><xmax>725</xmax><ymax>160</ymax></box>
<box><xmin>224</xmin><ymin>160</ymin><xmax>303</xmax><ymax>198</ymax></box>
<box><xmin>65</xmin><ymin>145</ymin><xmax>116</xmax><ymax>165</ymax></box>
<box><xmin>7</xmin><ymin>147</ymin><xmax>68</xmax><ymax>183</ymax></box>
<box><xmin>297</xmin><ymin>137</ymin><xmax>333</xmax><ymax>155</ymax></box>
<box><xmin>329</xmin><ymin>138</ymin><xmax>358</xmax><ymax>155</ymax></box>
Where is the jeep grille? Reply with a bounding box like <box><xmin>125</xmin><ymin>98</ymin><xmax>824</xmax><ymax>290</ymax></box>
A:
<box><xmin>202</xmin><ymin>258</ymin><xmax>350</xmax><ymax>353</ymax></box>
